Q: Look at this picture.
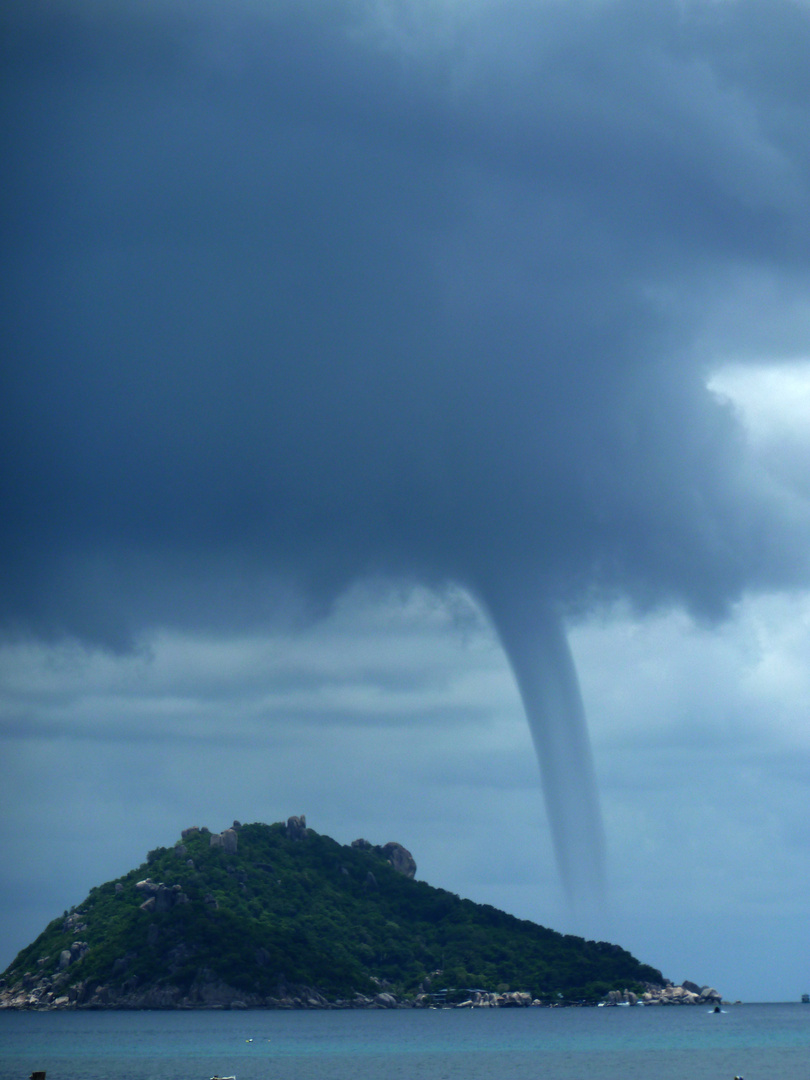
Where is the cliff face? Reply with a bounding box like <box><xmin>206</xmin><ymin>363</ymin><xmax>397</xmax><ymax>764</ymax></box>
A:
<box><xmin>1</xmin><ymin>817</ymin><xmax>670</xmax><ymax>1010</ymax></box>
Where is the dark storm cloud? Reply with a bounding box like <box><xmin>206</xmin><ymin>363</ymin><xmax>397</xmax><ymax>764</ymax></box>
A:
<box><xmin>3</xmin><ymin>0</ymin><xmax>810</xmax><ymax>647</ymax></box>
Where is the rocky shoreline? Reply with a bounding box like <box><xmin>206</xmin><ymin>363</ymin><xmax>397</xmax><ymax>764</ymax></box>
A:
<box><xmin>606</xmin><ymin>981</ymin><xmax>723</xmax><ymax>1006</ymax></box>
<box><xmin>0</xmin><ymin>977</ymin><xmax>723</xmax><ymax>1012</ymax></box>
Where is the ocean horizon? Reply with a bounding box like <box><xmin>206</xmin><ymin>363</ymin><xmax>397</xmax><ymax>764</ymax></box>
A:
<box><xmin>1</xmin><ymin>1000</ymin><xmax>807</xmax><ymax>1080</ymax></box>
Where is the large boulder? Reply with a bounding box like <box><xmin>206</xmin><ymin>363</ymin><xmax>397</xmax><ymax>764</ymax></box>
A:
<box><xmin>136</xmin><ymin>879</ymin><xmax>187</xmax><ymax>911</ymax></box>
<box><xmin>380</xmin><ymin>842</ymin><xmax>416</xmax><ymax>878</ymax></box>
<box><xmin>286</xmin><ymin>815</ymin><xmax>308</xmax><ymax>841</ymax></box>
<box><xmin>70</xmin><ymin>942</ymin><xmax>88</xmax><ymax>962</ymax></box>
<box><xmin>500</xmin><ymin>991</ymin><xmax>532</xmax><ymax>1007</ymax></box>
<box><xmin>210</xmin><ymin>828</ymin><xmax>238</xmax><ymax>853</ymax></box>
<box><xmin>351</xmin><ymin>838</ymin><xmax>417</xmax><ymax>877</ymax></box>
<box><xmin>154</xmin><ymin>885</ymin><xmax>175</xmax><ymax>912</ymax></box>
<box><xmin>373</xmin><ymin>992</ymin><xmax>398</xmax><ymax>1009</ymax></box>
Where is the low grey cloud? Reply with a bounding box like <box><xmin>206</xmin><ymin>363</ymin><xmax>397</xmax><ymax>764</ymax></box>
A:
<box><xmin>2</xmin><ymin>584</ymin><xmax>809</xmax><ymax>997</ymax></box>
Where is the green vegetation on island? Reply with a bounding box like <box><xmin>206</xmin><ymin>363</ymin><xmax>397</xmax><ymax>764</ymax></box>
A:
<box><xmin>1</xmin><ymin>818</ymin><xmax>666</xmax><ymax>1009</ymax></box>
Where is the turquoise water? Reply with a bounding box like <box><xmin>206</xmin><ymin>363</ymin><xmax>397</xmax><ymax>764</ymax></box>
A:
<box><xmin>0</xmin><ymin>1004</ymin><xmax>807</xmax><ymax>1080</ymax></box>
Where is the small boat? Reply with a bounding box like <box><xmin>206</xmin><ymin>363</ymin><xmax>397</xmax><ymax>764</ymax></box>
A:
<box><xmin>801</xmin><ymin>993</ymin><xmax>809</xmax><ymax>1004</ymax></box>
<box><xmin>211</xmin><ymin>1075</ymin><xmax>236</xmax><ymax>1079</ymax></box>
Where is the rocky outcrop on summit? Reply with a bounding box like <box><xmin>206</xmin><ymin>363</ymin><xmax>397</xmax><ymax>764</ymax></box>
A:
<box><xmin>209</xmin><ymin>828</ymin><xmax>238</xmax><ymax>854</ymax></box>
<box><xmin>286</xmin><ymin>815</ymin><xmax>308</xmax><ymax>841</ymax></box>
<box><xmin>379</xmin><ymin>842</ymin><xmax>416</xmax><ymax>878</ymax></box>
<box><xmin>351</xmin><ymin>838</ymin><xmax>416</xmax><ymax>878</ymax></box>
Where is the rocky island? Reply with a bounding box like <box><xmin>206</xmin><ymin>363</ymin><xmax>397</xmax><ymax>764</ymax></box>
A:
<box><xmin>0</xmin><ymin>817</ymin><xmax>720</xmax><ymax>1010</ymax></box>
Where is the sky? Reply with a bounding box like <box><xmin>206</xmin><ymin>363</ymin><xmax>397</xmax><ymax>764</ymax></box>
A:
<box><xmin>2</xmin><ymin>0</ymin><xmax>810</xmax><ymax>1002</ymax></box>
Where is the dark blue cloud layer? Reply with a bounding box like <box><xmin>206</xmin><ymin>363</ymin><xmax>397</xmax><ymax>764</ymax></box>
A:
<box><xmin>3</xmin><ymin>0</ymin><xmax>810</xmax><ymax>647</ymax></box>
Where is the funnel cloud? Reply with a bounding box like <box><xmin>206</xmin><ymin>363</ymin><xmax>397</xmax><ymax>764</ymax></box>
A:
<box><xmin>3</xmin><ymin>0</ymin><xmax>810</xmax><ymax>908</ymax></box>
<box><xmin>477</xmin><ymin>577</ymin><xmax>605</xmax><ymax>905</ymax></box>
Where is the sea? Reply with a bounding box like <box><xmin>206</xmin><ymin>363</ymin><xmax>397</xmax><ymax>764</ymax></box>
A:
<box><xmin>0</xmin><ymin>1003</ymin><xmax>807</xmax><ymax>1080</ymax></box>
